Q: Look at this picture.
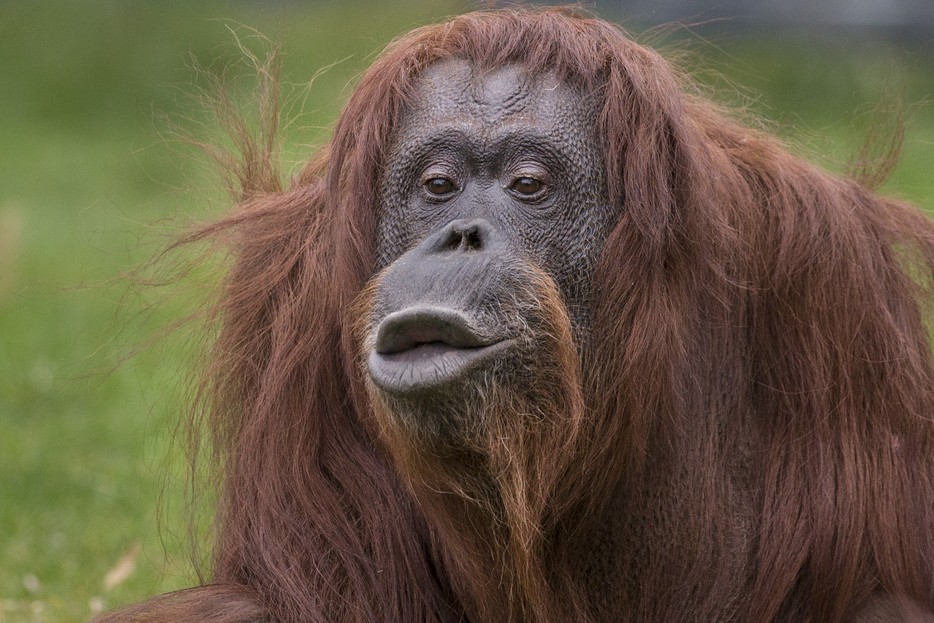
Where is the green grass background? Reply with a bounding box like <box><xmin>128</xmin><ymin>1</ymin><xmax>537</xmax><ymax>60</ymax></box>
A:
<box><xmin>1</xmin><ymin>2</ymin><xmax>931</xmax><ymax>621</ymax></box>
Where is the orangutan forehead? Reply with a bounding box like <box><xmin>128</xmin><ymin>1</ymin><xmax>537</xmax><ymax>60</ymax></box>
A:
<box><xmin>404</xmin><ymin>59</ymin><xmax>585</xmax><ymax>127</ymax></box>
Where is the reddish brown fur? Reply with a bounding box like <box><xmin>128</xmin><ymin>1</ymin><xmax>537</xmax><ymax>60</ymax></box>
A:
<box><xmin>355</xmin><ymin>264</ymin><xmax>588</xmax><ymax>622</ymax></box>
<box><xmin>100</xmin><ymin>7</ymin><xmax>934</xmax><ymax>623</ymax></box>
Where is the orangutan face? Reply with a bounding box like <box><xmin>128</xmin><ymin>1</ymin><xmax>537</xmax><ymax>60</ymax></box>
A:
<box><xmin>365</xmin><ymin>60</ymin><xmax>610</xmax><ymax>413</ymax></box>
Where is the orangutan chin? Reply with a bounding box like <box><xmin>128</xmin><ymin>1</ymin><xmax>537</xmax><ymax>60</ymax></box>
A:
<box><xmin>100</xmin><ymin>7</ymin><xmax>934</xmax><ymax>623</ymax></box>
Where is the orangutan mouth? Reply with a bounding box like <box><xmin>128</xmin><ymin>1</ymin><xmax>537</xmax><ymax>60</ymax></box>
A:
<box><xmin>368</xmin><ymin>306</ymin><xmax>514</xmax><ymax>394</ymax></box>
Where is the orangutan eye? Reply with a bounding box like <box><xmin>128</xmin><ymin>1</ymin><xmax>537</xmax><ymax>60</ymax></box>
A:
<box><xmin>511</xmin><ymin>176</ymin><xmax>542</xmax><ymax>195</ymax></box>
<box><xmin>424</xmin><ymin>176</ymin><xmax>456</xmax><ymax>196</ymax></box>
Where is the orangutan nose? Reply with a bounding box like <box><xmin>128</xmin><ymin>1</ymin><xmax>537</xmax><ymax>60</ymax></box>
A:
<box><xmin>428</xmin><ymin>218</ymin><xmax>504</xmax><ymax>255</ymax></box>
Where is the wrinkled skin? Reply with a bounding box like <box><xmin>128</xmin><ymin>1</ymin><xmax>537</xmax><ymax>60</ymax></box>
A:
<box><xmin>366</xmin><ymin>60</ymin><xmax>611</xmax><ymax>425</ymax></box>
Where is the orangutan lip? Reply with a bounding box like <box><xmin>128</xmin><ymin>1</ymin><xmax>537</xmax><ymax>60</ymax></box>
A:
<box><xmin>374</xmin><ymin>306</ymin><xmax>492</xmax><ymax>354</ymax></box>
<box><xmin>368</xmin><ymin>306</ymin><xmax>514</xmax><ymax>393</ymax></box>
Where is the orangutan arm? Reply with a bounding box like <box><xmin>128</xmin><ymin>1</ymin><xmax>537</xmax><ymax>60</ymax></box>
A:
<box><xmin>852</xmin><ymin>594</ymin><xmax>934</xmax><ymax>623</ymax></box>
<box><xmin>95</xmin><ymin>584</ymin><xmax>268</xmax><ymax>623</ymax></box>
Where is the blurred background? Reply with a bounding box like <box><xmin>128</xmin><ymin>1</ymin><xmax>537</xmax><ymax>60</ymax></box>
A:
<box><xmin>1</xmin><ymin>1</ymin><xmax>932</xmax><ymax>621</ymax></box>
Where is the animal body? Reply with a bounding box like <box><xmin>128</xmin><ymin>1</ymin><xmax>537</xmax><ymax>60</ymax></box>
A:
<box><xmin>102</xmin><ymin>8</ymin><xmax>934</xmax><ymax>622</ymax></box>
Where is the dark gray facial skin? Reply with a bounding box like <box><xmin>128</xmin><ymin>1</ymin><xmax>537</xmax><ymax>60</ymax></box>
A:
<box><xmin>366</xmin><ymin>60</ymin><xmax>612</xmax><ymax>401</ymax></box>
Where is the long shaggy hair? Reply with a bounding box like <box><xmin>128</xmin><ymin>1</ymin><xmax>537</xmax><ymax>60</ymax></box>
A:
<box><xmin>102</xmin><ymin>7</ymin><xmax>934</xmax><ymax>623</ymax></box>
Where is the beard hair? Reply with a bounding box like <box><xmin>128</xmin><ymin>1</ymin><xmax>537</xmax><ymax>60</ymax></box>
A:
<box><xmin>360</xmin><ymin>263</ymin><xmax>588</xmax><ymax>621</ymax></box>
